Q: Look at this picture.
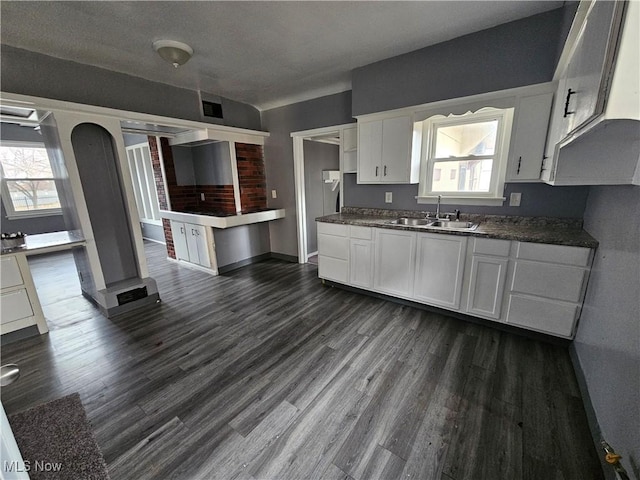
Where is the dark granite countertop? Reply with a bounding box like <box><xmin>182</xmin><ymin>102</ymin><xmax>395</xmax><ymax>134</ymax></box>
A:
<box><xmin>316</xmin><ymin>208</ymin><xmax>598</xmax><ymax>248</ymax></box>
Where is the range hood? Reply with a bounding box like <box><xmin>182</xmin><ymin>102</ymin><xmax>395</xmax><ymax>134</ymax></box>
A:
<box><xmin>169</xmin><ymin>128</ymin><xmax>225</xmax><ymax>147</ymax></box>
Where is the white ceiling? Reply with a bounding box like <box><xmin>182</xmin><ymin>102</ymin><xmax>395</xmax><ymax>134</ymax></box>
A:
<box><xmin>0</xmin><ymin>1</ymin><xmax>564</xmax><ymax>111</ymax></box>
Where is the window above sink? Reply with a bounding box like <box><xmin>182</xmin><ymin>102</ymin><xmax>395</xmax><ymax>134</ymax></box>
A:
<box><xmin>417</xmin><ymin>106</ymin><xmax>514</xmax><ymax>206</ymax></box>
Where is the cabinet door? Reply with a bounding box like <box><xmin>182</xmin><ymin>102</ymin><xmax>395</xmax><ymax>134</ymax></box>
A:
<box><xmin>1</xmin><ymin>256</ymin><xmax>24</xmax><ymax>289</ymax></box>
<box><xmin>506</xmin><ymin>294</ymin><xmax>579</xmax><ymax>338</ymax></box>
<box><xmin>508</xmin><ymin>92</ymin><xmax>553</xmax><ymax>181</ymax></box>
<box><xmin>373</xmin><ymin>229</ymin><xmax>416</xmax><ymax>297</ymax></box>
<box><xmin>357</xmin><ymin>120</ymin><xmax>383</xmax><ymax>183</ymax></box>
<box><xmin>466</xmin><ymin>256</ymin><xmax>509</xmax><ymax>320</ymax></box>
<box><xmin>192</xmin><ymin>224</ymin><xmax>211</xmax><ymax>268</ymax></box>
<box><xmin>413</xmin><ymin>233</ymin><xmax>467</xmax><ymax>309</ymax></box>
<box><xmin>170</xmin><ymin>220</ymin><xmax>189</xmax><ymax>261</ymax></box>
<box><xmin>185</xmin><ymin>225</ymin><xmax>200</xmax><ymax>265</ymax></box>
<box><xmin>381</xmin><ymin>116</ymin><xmax>412</xmax><ymax>182</ymax></box>
<box><xmin>562</xmin><ymin>0</ymin><xmax>621</xmax><ymax>136</ymax></box>
<box><xmin>1</xmin><ymin>289</ymin><xmax>34</xmax><ymax>324</ymax></box>
<box><xmin>350</xmin><ymin>239</ymin><xmax>373</xmax><ymax>288</ymax></box>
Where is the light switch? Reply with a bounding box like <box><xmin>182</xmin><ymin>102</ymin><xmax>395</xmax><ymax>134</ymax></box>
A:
<box><xmin>510</xmin><ymin>192</ymin><xmax>522</xmax><ymax>207</ymax></box>
<box><xmin>200</xmin><ymin>193</ymin><xmax>205</xmax><ymax>201</ymax></box>
<box><xmin>271</xmin><ymin>189</ymin><xmax>277</xmax><ymax>199</ymax></box>
<box><xmin>385</xmin><ymin>192</ymin><xmax>393</xmax><ymax>203</ymax></box>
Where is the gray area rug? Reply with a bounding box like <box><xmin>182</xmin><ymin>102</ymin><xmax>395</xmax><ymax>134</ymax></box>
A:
<box><xmin>8</xmin><ymin>393</ymin><xmax>110</xmax><ymax>480</ymax></box>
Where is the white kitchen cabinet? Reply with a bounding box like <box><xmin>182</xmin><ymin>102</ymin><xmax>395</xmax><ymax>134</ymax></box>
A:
<box><xmin>465</xmin><ymin>238</ymin><xmax>511</xmax><ymax>320</ymax></box>
<box><xmin>542</xmin><ymin>0</ymin><xmax>638</xmax><ymax>185</ymax></box>
<box><xmin>357</xmin><ymin>115</ymin><xmax>421</xmax><ymax>184</ymax></box>
<box><xmin>171</xmin><ymin>220</ymin><xmax>190</xmax><ymax>261</ymax></box>
<box><xmin>506</xmin><ymin>91</ymin><xmax>554</xmax><ymax>182</ymax></box>
<box><xmin>317</xmin><ymin>222</ymin><xmax>349</xmax><ymax>283</ymax></box>
<box><xmin>0</xmin><ymin>252</ymin><xmax>47</xmax><ymax>335</ymax></box>
<box><xmin>373</xmin><ymin>229</ymin><xmax>416</xmax><ymax>297</ymax></box>
<box><xmin>506</xmin><ymin>242</ymin><xmax>592</xmax><ymax>338</ymax></box>
<box><xmin>349</xmin><ymin>226</ymin><xmax>373</xmax><ymax>288</ymax></box>
<box><xmin>413</xmin><ymin>233</ymin><xmax>467</xmax><ymax>309</ymax></box>
<box><xmin>170</xmin><ymin>220</ymin><xmax>212</xmax><ymax>268</ymax></box>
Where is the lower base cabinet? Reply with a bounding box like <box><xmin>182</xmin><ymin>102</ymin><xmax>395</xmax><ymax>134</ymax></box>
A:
<box><xmin>170</xmin><ymin>220</ymin><xmax>212</xmax><ymax>268</ymax></box>
<box><xmin>317</xmin><ymin>222</ymin><xmax>593</xmax><ymax>339</ymax></box>
<box><xmin>413</xmin><ymin>233</ymin><xmax>467</xmax><ymax>309</ymax></box>
<box><xmin>373</xmin><ymin>229</ymin><xmax>416</xmax><ymax>297</ymax></box>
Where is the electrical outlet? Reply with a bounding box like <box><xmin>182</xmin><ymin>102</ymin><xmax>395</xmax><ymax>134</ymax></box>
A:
<box><xmin>510</xmin><ymin>192</ymin><xmax>522</xmax><ymax>207</ymax></box>
<box><xmin>200</xmin><ymin>193</ymin><xmax>205</xmax><ymax>201</ymax></box>
<box><xmin>385</xmin><ymin>192</ymin><xmax>393</xmax><ymax>203</ymax></box>
<box><xmin>271</xmin><ymin>189</ymin><xmax>277</xmax><ymax>199</ymax></box>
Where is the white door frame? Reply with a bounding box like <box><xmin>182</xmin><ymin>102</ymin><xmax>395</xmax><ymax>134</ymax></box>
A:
<box><xmin>291</xmin><ymin>123</ymin><xmax>355</xmax><ymax>264</ymax></box>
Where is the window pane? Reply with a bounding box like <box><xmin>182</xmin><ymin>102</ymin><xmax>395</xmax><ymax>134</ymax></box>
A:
<box><xmin>6</xmin><ymin>180</ymin><xmax>61</xmax><ymax>211</ymax></box>
<box><xmin>431</xmin><ymin>159</ymin><xmax>493</xmax><ymax>193</ymax></box>
<box><xmin>435</xmin><ymin>120</ymin><xmax>498</xmax><ymax>158</ymax></box>
<box><xmin>0</xmin><ymin>146</ymin><xmax>54</xmax><ymax>179</ymax></box>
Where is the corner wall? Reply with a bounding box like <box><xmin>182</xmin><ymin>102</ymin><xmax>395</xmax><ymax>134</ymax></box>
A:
<box><xmin>573</xmin><ymin>185</ymin><xmax>640</xmax><ymax>479</ymax></box>
<box><xmin>261</xmin><ymin>91</ymin><xmax>353</xmax><ymax>259</ymax></box>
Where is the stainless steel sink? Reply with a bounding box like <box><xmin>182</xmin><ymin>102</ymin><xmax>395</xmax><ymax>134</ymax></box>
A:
<box><xmin>428</xmin><ymin>220</ymin><xmax>479</xmax><ymax>231</ymax></box>
<box><xmin>389</xmin><ymin>217</ymin><xmax>431</xmax><ymax>226</ymax></box>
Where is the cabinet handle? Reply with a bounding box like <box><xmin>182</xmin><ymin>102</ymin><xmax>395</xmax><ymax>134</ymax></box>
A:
<box><xmin>563</xmin><ymin>88</ymin><xmax>576</xmax><ymax>117</ymax></box>
<box><xmin>375</xmin><ymin>166</ymin><xmax>379</xmax><ymax>177</ymax></box>
<box><xmin>180</xmin><ymin>227</ymin><xmax>184</xmax><ymax>234</ymax></box>
<box><xmin>516</xmin><ymin>156</ymin><xmax>522</xmax><ymax>175</ymax></box>
<box><xmin>383</xmin><ymin>165</ymin><xmax>387</xmax><ymax>176</ymax></box>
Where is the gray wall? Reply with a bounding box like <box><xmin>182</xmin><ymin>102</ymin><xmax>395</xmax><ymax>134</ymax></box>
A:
<box><xmin>352</xmin><ymin>5</ymin><xmax>576</xmax><ymax>115</ymax></box>
<box><xmin>0</xmin><ymin>123</ymin><xmax>66</xmax><ymax>233</ymax></box>
<box><xmin>193</xmin><ymin>142</ymin><xmax>233</xmax><ymax>185</ymax></box>
<box><xmin>123</xmin><ymin>133</ymin><xmax>148</xmax><ymax>147</ymax></box>
<box><xmin>261</xmin><ymin>91</ymin><xmax>353</xmax><ymax>259</ymax></box>
<box><xmin>573</xmin><ymin>185</ymin><xmax>640</xmax><ymax>479</ymax></box>
<box><xmin>1</xmin><ymin>45</ymin><xmax>262</xmax><ymax>131</ymax></box>
<box><xmin>304</xmin><ymin>141</ymin><xmax>339</xmax><ymax>254</ymax></box>
<box><xmin>213</xmin><ymin>224</ymin><xmax>271</xmax><ymax>268</ymax></box>
<box><xmin>171</xmin><ymin>143</ymin><xmax>233</xmax><ymax>186</ymax></box>
<box><xmin>341</xmin><ymin>3</ymin><xmax>585</xmax><ymax>219</ymax></box>
<box><xmin>343</xmin><ymin>175</ymin><xmax>589</xmax><ymax>218</ymax></box>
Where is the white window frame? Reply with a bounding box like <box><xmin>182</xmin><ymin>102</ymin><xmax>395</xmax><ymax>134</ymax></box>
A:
<box><xmin>125</xmin><ymin>142</ymin><xmax>162</xmax><ymax>226</ymax></box>
<box><xmin>0</xmin><ymin>141</ymin><xmax>63</xmax><ymax>219</ymax></box>
<box><xmin>417</xmin><ymin>107</ymin><xmax>514</xmax><ymax>206</ymax></box>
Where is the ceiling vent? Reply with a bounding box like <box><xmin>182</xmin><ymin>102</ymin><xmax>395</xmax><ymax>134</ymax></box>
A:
<box><xmin>202</xmin><ymin>100</ymin><xmax>223</xmax><ymax>119</ymax></box>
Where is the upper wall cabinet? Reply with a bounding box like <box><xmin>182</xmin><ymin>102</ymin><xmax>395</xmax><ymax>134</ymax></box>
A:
<box><xmin>357</xmin><ymin>115</ymin><xmax>422</xmax><ymax>184</ymax></box>
<box><xmin>342</xmin><ymin>126</ymin><xmax>357</xmax><ymax>174</ymax></box>
<box><xmin>506</xmin><ymin>91</ymin><xmax>554</xmax><ymax>182</ymax></box>
<box><xmin>542</xmin><ymin>0</ymin><xmax>639</xmax><ymax>185</ymax></box>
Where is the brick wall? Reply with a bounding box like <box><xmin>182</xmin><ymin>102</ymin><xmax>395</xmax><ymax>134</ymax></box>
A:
<box><xmin>235</xmin><ymin>143</ymin><xmax>267</xmax><ymax>212</ymax></box>
<box><xmin>148</xmin><ymin>136</ymin><xmax>175</xmax><ymax>258</ymax></box>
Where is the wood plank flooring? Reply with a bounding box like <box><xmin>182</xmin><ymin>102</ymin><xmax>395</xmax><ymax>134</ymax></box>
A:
<box><xmin>1</xmin><ymin>242</ymin><xmax>604</xmax><ymax>480</ymax></box>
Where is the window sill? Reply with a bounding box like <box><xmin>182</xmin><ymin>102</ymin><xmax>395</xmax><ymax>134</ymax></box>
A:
<box><xmin>5</xmin><ymin>209</ymin><xmax>63</xmax><ymax>220</ymax></box>
<box><xmin>416</xmin><ymin>196</ymin><xmax>506</xmax><ymax>207</ymax></box>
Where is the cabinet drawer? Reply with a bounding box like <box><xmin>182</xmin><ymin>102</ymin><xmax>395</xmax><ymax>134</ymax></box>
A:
<box><xmin>350</xmin><ymin>226</ymin><xmax>372</xmax><ymax>240</ymax></box>
<box><xmin>507</xmin><ymin>294</ymin><xmax>578</xmax><ymax>337</ymax></box>
<box><xmin>1</xmin><ymin>256</ymin><xmax>24</xmax><ymax>289</ymax></box>
<box><xmin>1</xmin><ymin>288</ymin><xmax>34</xmax><ymax>324</ymax></box>
<box><xmin>516</xmin><ymin>242</ymin><xmax>591</xmax><ymax>266</ymax></box>
<box><xmin>318</xmin><ymin>256</ymin><xmax>348</xmax><ymax>283</ymax></box>
<box><xmin>512</xmin><ymin>261</ymin><xmax>586</xmax><ymax>302</ymax></box>
<box><xmin>317</xmin><ymin>222</ymin><xmax>348</xmax><ymax>237</ymax></box>
<box><xmin>473</xmin><ymin>238</ymin><xmax>511</xmax><ymax>257</ymax></box>
<box><xmin>318</xmin><ymin>234</ymin><xmax>349</xmax><ymax>260</ymax></box>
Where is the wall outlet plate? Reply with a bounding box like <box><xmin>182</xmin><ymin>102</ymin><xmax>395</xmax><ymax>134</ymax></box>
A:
<box><xmin>385</xmin><ymin>192</ymin><xmax>393</xmax><ymax>203</ymax></box>
<box><xmin>271</xmin><ymin>189</ymin><xmax>277</xmax><ymax>199</ymax></box>
<box><xmin>200</xmin><ymin>193</ymin><xmax>205</xmax><ymax>201</ymax></box>
<box><xmin>510</xmin><ymin>192</ymin><xmax>522</xmax><ymax>207</ymax></box>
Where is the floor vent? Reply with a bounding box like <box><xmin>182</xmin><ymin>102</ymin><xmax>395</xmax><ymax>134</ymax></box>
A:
<box><xmin>117</xmin><ymin>286</ymin><xmax>148</xmax><ymax>306</ymax></box>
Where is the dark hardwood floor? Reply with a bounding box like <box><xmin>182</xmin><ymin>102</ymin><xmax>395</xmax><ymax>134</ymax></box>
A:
<box><xmin>1</xmin><ymin>242</ymin><xmax>603</xmax><ymax>479</ymax></box>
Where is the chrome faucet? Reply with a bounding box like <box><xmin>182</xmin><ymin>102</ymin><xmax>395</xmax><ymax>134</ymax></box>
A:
<box><xmin>436</xmin><ymin>195</ymin><xmax>442</xmax><ymax>219</ymax></box>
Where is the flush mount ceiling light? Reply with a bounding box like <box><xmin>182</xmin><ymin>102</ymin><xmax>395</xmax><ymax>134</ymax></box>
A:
<box><xmin>153</xmin><ymin>40</ymin><xmax>193</xmax><ymax>68</ymax></box>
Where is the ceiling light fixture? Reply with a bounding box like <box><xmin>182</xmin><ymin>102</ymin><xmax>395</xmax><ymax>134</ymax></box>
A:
<box><xmin>153</xmin><ymin>40</ymin><xmax>193</xmax><ymax>68</ymax></box>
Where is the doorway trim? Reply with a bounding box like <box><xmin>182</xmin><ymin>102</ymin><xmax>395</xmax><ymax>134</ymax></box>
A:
<box><xmin>291</xmin><ymin>123</ymin><xmax>355</xmax><ymax>264</ymax></box>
